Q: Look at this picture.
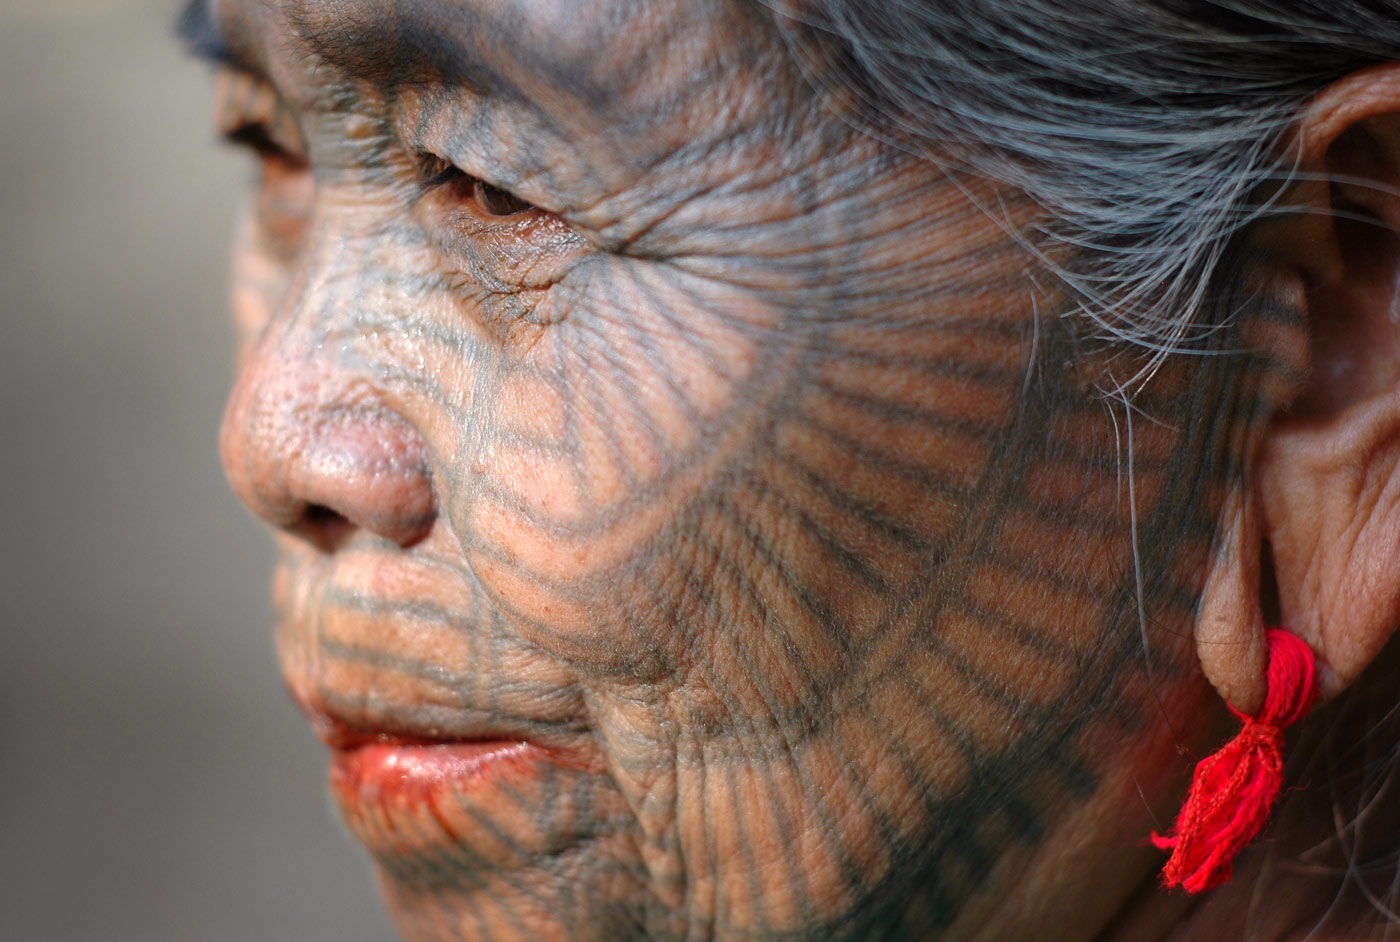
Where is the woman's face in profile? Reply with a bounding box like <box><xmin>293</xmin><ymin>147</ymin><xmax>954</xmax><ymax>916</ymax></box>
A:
<box><xmin>202</xmin><ymin>0</ymin><xmax>1211</xmax><ymax>937</ymax></box>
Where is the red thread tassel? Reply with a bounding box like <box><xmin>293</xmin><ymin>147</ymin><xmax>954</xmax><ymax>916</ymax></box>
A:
<box><xmin>1151</xmin><ymin>627</ymin><xmax>1318</xmax><ymax>893</ymax></box>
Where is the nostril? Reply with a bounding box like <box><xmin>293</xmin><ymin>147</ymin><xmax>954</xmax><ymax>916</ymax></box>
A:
<box><xmin>293</xmin><ymin>503</ymin><xmax>357</xmax><ymax>552</ymax></box>
<box><xmin>221</xmin><ymin>361</ymin><xmax>439</xmax><ymax>551</ymax></box>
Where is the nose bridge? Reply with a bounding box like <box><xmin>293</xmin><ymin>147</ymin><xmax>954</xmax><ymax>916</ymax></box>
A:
<box><xmin>220</xmin><ymin>215</ymin><xmax>437</xmax><ymax>550</ymax></box>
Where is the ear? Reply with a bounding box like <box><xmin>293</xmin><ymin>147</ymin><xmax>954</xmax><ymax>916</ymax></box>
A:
<box><xmin>1197</xmin><ymin>63</ymin><xmax>1400</xmax><ymax>711</ymax></box>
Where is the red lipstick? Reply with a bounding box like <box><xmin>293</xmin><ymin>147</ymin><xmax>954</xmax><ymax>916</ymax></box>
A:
<box><xmin>330</xmin><ymin>738</ymin><xmax>540</xmax><ymax>804</ymax></box>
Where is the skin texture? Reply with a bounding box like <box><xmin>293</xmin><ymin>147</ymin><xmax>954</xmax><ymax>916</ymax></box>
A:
<box><xmin>194</xmin><ymin>0</ymin><xmax>1317</xmax><ymax>938</ymax></box>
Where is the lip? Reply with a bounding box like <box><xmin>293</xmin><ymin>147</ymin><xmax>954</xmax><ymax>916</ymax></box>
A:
<box><xmin>287</xmin><ymin>678</ymin><xmax>593</xmax><ymax>753</ymax></box>
<box><xmin>279</xmin><ymin>644</ymin><xmax>595</xmax><ymax>851</ymax></box>
<box><xmin>291</xmin><ymin>696</ymin><xmax>602</xmax><ymax>867</ymax></box>
<box><xmin>330</xmin><ymin>735</ymin><xmax>545</xmax><ymax>805</ymax></box>
<box><xmin>304</xmin><ymin>710</ymin><xmax>545</xmax><ymax>788</ymax></box>
<box><xmin>292</xmin><ymin>696</ymin><xmax>592</xmax><ymax>797</ymax></box>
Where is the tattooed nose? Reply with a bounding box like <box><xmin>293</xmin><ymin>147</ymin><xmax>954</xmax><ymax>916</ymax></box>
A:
<box><xmin>219</xmin><ymin>347</ymin><xmax>437</xmax><ymax>552</ymax></box>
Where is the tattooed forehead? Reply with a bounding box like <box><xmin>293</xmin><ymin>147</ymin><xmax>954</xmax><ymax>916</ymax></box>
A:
<box><xmin>193</xmin><ymin>0</ymin><xmax>770</xmax><ymax>100</ymax></box>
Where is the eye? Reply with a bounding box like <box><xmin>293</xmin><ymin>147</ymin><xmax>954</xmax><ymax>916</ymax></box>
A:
<box><xmin>416</xmin><ymin>152</ymin><xmax>535</xmax><ymax>218</ymax></box>
<box><xmin>212</xmin><ymin>68</ymin><xmax>309</xmax><ymax>172</ymax></box>
<box><xmin>473</xmin><ymin>179</ymin><xmax>532</xmax><ymax>217</ymax></box>
<box><xmin>226</xmin><ymin>122</ymin><xmax>308</xmax><ymax>172</ymax></box>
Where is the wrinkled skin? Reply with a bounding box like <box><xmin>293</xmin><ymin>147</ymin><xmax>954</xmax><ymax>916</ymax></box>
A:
<box><xmin>200</xmin><ymin>0</ymin><xmax>1294</xmax><ymax>938</ymax></box>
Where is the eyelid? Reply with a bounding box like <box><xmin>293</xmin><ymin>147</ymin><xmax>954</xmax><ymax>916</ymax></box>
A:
<box><xmin>224</xmin><ymin>122</ymin><xmax>308</xmax><ymax>167</ymax></box>
<box><xmin>413</xmin><ymin>150</ymin><xmax>536</xmax><ymax>216</ymax></box>
<box><xmin>212</xmin><ymin>68</ymin><xmax>308</xmax><ymax>163</ymax></box>
<box><xmin>415</xmin><ymin>152</ymin><xmax>464</xmax><ymax>190</ymax></box>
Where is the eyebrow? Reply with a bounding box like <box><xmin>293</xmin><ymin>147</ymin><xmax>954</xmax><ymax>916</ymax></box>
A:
<box><xmin>292</xmin><ymin>1</ymin><xmax>485</xmax><ymax>91</ymax></box>
<box><xmin>286</xmin><ymin>0</ymin><xmax>572</xmax><ymax>103</ymax></box>
<box><xmin>177</xmin><ymin>0</ymin><xmax>614</xmax><ymax>118</ymax></box>
<box><xmin>175</xmin><ymin>0</ymin><xmax>243</xmax><ymax>69</ymax></box>
<box><xmin>173</xmin><ymin>0</ymin><xmax>496</xmax><ymax>92</ymax></box>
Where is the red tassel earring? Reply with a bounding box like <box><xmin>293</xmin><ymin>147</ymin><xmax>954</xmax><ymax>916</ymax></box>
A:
<box><xmin>1151</xmin><ymin>627</ymin><xmax>1318</xmax><ymax>893</ymax></box>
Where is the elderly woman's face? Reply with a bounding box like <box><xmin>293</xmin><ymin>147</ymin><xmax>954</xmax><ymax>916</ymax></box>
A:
<box><xmin>208</xmin><ymin>0</ymin><xmax>1206</xmax><ymax>937</ymax></box>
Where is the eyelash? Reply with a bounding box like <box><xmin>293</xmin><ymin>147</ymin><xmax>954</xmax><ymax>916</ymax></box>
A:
<box><xmin>225</xmin><ymin>123</ymin><xmax>307</xmax><ymax>169</ymax></box>
<box><xmin>414</xmin><ymin>152</ymin><xmax>534</xmax><ymax>217</ymax></box>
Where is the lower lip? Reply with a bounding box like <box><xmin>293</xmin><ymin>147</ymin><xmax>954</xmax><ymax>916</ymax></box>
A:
<box><xmin>330</xmin><ymin>740</ymin><xmax>540</xmax><ymax>804</ymax></box>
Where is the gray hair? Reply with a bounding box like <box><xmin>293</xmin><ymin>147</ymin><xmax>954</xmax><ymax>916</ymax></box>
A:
<box><xmin>765</xmin><ymin>0</ymin><xmax>1400</xmax><ymax>391</ymax></box>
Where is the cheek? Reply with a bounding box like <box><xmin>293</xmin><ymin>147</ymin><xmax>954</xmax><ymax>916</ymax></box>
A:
<box><xmin>437</xmin><ymin>259</ymin><xmax>808</xmax><ymax>673</ymax></box>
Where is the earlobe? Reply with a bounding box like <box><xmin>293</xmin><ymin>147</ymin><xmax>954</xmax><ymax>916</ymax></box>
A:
<box><xmin>1191</xmin><ymin>262</ymin><xmax>1309</xmax><ymax>716</ymax></box>
<box><xmin>1194</xmin><ymin>489</ymin><xmax>1268</xmax><ymax>716</ymax></box>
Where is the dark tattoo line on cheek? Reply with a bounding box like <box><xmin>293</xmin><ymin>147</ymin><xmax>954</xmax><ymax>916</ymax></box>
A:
<box><xmin>625</xmin><ymin>545</ymin><xmax>869</xmax><ymax>926</ymax></box>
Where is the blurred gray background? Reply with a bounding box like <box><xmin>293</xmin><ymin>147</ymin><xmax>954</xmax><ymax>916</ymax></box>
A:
<box><xmin>0</xmin><ymin>1</ymin><xmax>396</xmax><ymax>938</ymax></box>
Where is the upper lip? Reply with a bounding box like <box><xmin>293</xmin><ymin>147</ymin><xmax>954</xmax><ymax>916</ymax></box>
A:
<box><xmin>307</xmin><ymin>712</ymin><xmax>444</xmax><ymax>751</ymax></box>
<box><xmin>284</xmin><ymin>678</ymin><xmax>592</xmax><ymax>754</ymax></box>
<box><xmin>303</xmin><ymin>712</ymin><xmax>522</xmax><ymax>751</ymax></box>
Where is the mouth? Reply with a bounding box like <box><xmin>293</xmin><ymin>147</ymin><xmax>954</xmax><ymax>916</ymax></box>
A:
<box><xmin>288</xmin><ymin>693</ymin><xmax>605</xmax><ymax>874</ymax></box>
<box><xmin>271</xmin><ymin>546</ymin><xmax>608</xmax><ymax>874</ymax></box>
<box><xmin>279</xmin><ymin>637</ymin><xmax>602</xmax><ymax>842</ymax></box>
<box><xmin>311</xmin><ymin>714</ymin><xmax>555</xmax><ymax>805</ymax></box>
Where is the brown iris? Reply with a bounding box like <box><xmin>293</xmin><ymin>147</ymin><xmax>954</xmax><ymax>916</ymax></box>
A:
<box><xmin>418</xmin><ymin>152</ymin><xmax>533</xmax><ymax>218</ymax></box>
<box><xmin>471</xmin><ymin>179</ymin><xmax>532</xmax><ymax>216</ymax></box>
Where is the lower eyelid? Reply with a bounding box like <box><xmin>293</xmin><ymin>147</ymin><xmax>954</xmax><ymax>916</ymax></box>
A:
<box><xmin>428</xmin><ymin>208</ymin><xmax>590</xmax><ymax>286</ymax></box>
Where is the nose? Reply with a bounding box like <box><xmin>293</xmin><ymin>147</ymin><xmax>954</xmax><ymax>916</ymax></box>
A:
<box><xmin>220</xmin><ymin>335</ymin><xmax>437</xmax><ymax>553</ymax></box>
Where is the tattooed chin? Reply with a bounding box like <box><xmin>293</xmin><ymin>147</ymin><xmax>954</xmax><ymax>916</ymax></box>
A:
<box><xmin>191</xmin><ymin>0</ymin><xmax>1240</xmax><ymax>939</ymax></box>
